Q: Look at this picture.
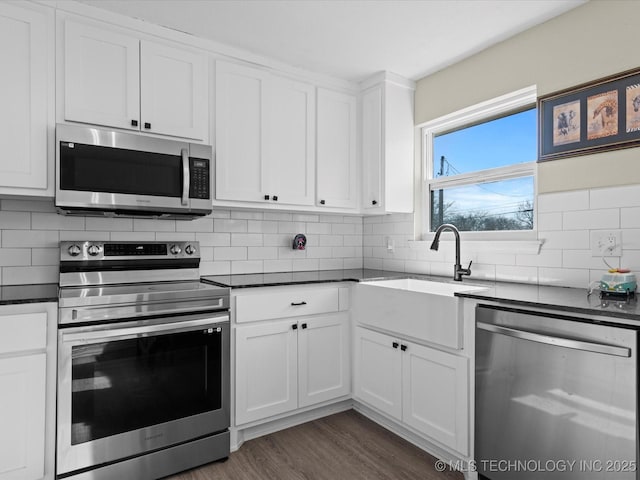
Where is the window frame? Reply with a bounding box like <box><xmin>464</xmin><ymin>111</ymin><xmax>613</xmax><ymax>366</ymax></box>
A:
<box><xmin>418</xmin><ymin>85</ymin><xmax>538</xmax><ymax>241</ymax></box>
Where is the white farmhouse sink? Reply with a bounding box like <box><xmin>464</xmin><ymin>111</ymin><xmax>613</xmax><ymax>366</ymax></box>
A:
<box><xmin>361</xmin><ymin>278</ymin><xmax>487</xmax><ymax>296</ymax></box>
<box><xmin>353</xmin><ymin>279</ymin><xmax>488</xmax><ymax>349</ymax></box>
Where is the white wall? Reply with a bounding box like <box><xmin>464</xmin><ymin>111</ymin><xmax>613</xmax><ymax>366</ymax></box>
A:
<box><xmin>0</xmin><ymin>199</ymin><xmax>363</xmax><ymax>285</ymax></box>
<box><xmin>364</xmin><ymin>184</ymin><xmax>640</xmax><ymax>288</ymax></box>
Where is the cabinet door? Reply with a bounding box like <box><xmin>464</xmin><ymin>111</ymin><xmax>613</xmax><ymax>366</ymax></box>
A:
<box><xmin>316</xmin><ymin>89</ymin><xmax>357</xmax><ymax>209</ymax></box>
<box><xmin>265</xmin><ymin>76</ymin><xmax>315</xmax><ymax>206</ymax></box>
<box><xmin>402</xmin><ymin>342</ymin><xmax>469</xmax><ymax>455</ymax></box>
<box><xmin>353</xmin><ymin>327</ymin><xmax>401</xmax><ymax>420</ymax></box>
<box><xmin>0</xmin><ymin>354</ymin><xmax>46</xmax><ymax>480</ymax></box>
<box><xmin>64</xmin><ymin>21</ymin><xmax>140</xmax><ymax>131</ymax></box>
<box><xmin>0</xmin><ymin>3</ymin><xmax>49</xmax><ymax>190</ymax></box>
<box><xmin>140</xmin><ymin>41</ymin><xmax>207</xmax><ymax>140</ymax></box>
<box><xmin>361</xmin><ymin>86</ymin><xmax>383</xmax><ymax>212</ymax></box>
<box><xmin>215</xmin><ymin>61</ymin><xmax>269</xmax><ymax>203</ymax></box>
<box><xmin>298</xmin><ymin>313</ymin><xmax>350</xmax><ymax>408</ymax></box>
<box><xmin>235</xmin><ymin>320</ymin><xmax>298</xmax><ymax>425</ymax></box>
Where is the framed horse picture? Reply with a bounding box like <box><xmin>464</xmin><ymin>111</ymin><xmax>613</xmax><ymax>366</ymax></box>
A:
<box><xmin>538</xmin><ymin>67</ymin><xmax>640</xmax><ymax>161</ymax></box>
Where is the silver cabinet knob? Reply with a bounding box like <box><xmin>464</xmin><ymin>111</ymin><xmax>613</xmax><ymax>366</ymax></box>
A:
<box><xmin>170</xmin><ymin>245</ymin><xmax>182</xmax><ymax>255</ymax></box>
<box><xmin>87</xmin><ymin>245</ymin><xmax>100</xmax><ymax>256</ymax></box>
<box><xmin>185</xmin><ymin>244</ymin><xmax>196</xmax><ymax>255</ymax></box>
<box><xmin>68</xmin><ymin>244</ymin><xmax>81</xmax><ymax>257</ymax></box>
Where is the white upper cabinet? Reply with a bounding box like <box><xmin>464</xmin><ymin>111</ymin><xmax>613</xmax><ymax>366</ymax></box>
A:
<box><xmin>64</xmin><ymin>20</ymin><xmax>208</xmax><ymax>141</ymax></box>
<box><xmin>0</xmin><ymin>2</ymin><xmax>52</xmax><ymax>194</ymax></box>
<box><xmin>316</xmin><ymin>88</ymin><xmax>358</xmax><ymax>209</ymax></box>
<box><xmin>140</xmin><ymin>41</ymin><xmax>207</xmax><ymax>140</ymax></box>
<box><xmin>361</xmin><ymin>72</ymin><xmax>415</xmax><ymax>214</ymax></box>
<box><xmin>64</xmin><ymin>21</ymin><xmax>139</xmax><ymax>132</ymax></box>
<box><xmin>215</xmin><ymin>60</ymin><xmax>315</xmax><ymax>206</ymax></box>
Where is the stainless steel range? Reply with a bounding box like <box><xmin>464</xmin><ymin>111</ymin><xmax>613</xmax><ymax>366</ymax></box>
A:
<box><xmin>56</xmin><ymin>241</ymin><xmax>230</xmax><ymax>480</ymax></box>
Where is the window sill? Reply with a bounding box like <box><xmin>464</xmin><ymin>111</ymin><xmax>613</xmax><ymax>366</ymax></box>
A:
<box><xmin>408</xmin><ymin>237</ymin><xmax>543</xmax><ymax>255</ymax></box>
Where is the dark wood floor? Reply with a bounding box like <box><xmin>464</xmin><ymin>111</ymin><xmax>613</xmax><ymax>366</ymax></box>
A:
<box><xmin>167</xmin><ymin>410</ymin><xmax>463</xmax><ymax>480</ymax></box>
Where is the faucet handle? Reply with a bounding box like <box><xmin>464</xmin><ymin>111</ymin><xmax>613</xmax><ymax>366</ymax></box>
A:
<box><xmin>461</xmin><ymin>260</ymin><xmax>472</xmax><ymax>276</ymax></box>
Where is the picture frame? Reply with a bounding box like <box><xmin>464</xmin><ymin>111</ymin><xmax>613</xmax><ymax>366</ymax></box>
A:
<box><xmin>538</xmin><ymin>67</ymin><xmax>640</xmax><ymax>161</ymax></box>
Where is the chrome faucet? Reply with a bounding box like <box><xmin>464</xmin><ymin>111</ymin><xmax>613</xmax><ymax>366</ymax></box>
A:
<box><xmin>429</xmin><ymin>223</ymin><xmax>472</xmax><ymax>281</ymax></box>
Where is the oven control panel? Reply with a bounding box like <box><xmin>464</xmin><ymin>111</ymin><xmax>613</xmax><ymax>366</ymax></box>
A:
<box><xmin>61</xmin><ymin>241</ymin><xmax>199</xmax><ymax>261</ymax></box>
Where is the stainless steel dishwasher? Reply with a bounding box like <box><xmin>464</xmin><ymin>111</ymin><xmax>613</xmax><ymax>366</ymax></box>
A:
<box><xmin>475</xmin><ymin>304</ymin><xmax>638</xmax><ymax>480</ymax></box>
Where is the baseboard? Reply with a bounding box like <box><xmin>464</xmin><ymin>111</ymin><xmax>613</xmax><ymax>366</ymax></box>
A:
<box><xmin>231</xmin><ymin>399</ymin><xmax>353</xmax><ymax>451</ymax></box>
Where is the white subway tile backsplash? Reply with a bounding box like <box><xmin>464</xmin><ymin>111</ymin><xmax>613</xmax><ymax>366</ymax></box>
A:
<box><xmin>210</xmin><ymin>209</ymin><xmax>231</xmax><ymax>219</ymax></box>
<box><xmin>563</xmin><ymin>249</ymin><xmax>617</xmax><ymax>270</ymax></box>
<box><xmin>195</xmin><ymin>233</ymin><xmax>230</xmax><ymax>246</ymax></box>
<box><xmin>213</xmin><ymin>219</ymin><xmax>248</xmax><ymax>233</ymax></box>
<box><xmin>343</xmin><ymin>257</ymin><xmax>363</xmax><ymax>269</ymax></box>
<box><xmin>231</xmin><ymin>210</ymin><xmax>264</xmax><ymax>220</ymax></box>
<box><xmin>537</xmin><ymin>212</ymin><xmax>562</xmax><ymax>231</ymax></box>
<box><xmin>590</xmin><ymin>184</ymin><xmax>640</xmax><ymax>209</ymax></box>
<box><xmin>278</xmin><ymin>222</ymin><xmax>306</xmax><ymax>234</ymax></box>
<box><xmin>32</xmin><ymin>248</ymin><xmax>59</xmax><ymax>266</ymax></box>
<box><xmin>231</xmin><ymin>260</ymin><xmax>264</xmax><ymax>274</ymax></box>
<box><xmin>539</xmin><ymin>230</ymin><xmax>590</xmax><ymax>250</ymax></box>
<box><xmin>319</xmin><ymin>215</ymin><xmax>345</xmax><ymax>224</ymax></box>
<box><xmin>0</xmin><ymin>211</ymin><xmax>31</xmax><ymax>230</ymax></box>
<box><xmin>515</xmin><ymin>250</ymin><xmax>562</xmax><ymax>268</ymax></box>
<box><xmin>537</xmin><ymin>190</ymin><xmax>589</xmax><ymax>213</ymax></box>
<box><xmin>319</xmin><ymin>258</ymin><xmax>344</xmax><ymax>270</ymax></box>
<box><xmin>248</xmin><ymin>246</ymin><xmax>278</xmax><ymax>260</ymax></box>
<box><xmin>621</xmin><ymin>250</ymin><xmax>640</xmax><ymax>271</ymax></box>
<box><xmin>292</xmin><ymin>214</ymin><xmax>319</xmax><ymax>223</ymax></box>
<box><xmin>623</xmin><ymin>229</ymin><xmax>640</xmax><ymax>249</ymax></box>
<box><xmin>31</xmin><ymin>213</ymin><xmax>84</xmax><ymax>231</ymax></box>
<box><xmin>306</xmin><ymin>246</ymin><xmax>333</xmax><ymax>259</ymax></box>
<box><xmin>214</xmin><ymin>247</ymin><xmax>247</xmax><ymax>261</ymax></box>
<box><xmin>562</xmin><ymin>208</ymin><xmax>619</xmax><ymax>230</ymax></box>
<box><xmin>0</xmin><ymin>248</ymin><xmax>31</xmax><ymax>267</ymax></box>
<box><xmin>85</xmin><ymin>217</ymin><xmax>133</xmax><ymax>232</ymax></box>
<box><xmin>264</xmin><ymin>259</ymin><xmax>293</xmax><ymax>272</ymax></box>
<box><xmin>264</xmin><ymin>212</ymin><xmax>292</xmax><ymax>222</ymax></box>
<box><xmin>318</xmin><ymin>235</ymin><xmax>343</xmax><ymax>247</ymax></box>
<box><xmin>495</xmin><ymin>265</ymin><xmax>538</xmax><ymax>284</ymax></box>
<box><xmin>364</xmin><ymin>257</ymin><xmax>383</xmax><ymax>269</ymax></box>
<box><xmin>2</xmin><ymin>265</ymin><xmax>58</xmax><ymax>285</ymax></box>
<box><xmin>247</xmin><ymin>220</ymin><xmax>278</xmax><ymax>234</ymax></box>
<box><xmin>332</xmin><ymin>223</ymin><xmax>357</xmax><ymax>235</ymax></box>
<box><xmin>539</xmin><ymin>267</ymin><xmax>589</xmax><ymax>288</ymax></box>
<box><xmin>231</xmin><ymin>233</ymin><xmax>264</xmax><ymax>247</ymax></box>
<box><xmin>2</xmin><ymin>230</ymin><xmax>58</xmax><ymax>248</ymax></box>
<box><xmin>60</xmin><ymin>231</ymin><xmax>110</xmax><ymax>241</ymax></box>
<box><xmin>134</xmin><ymin>218</ymin><xmax>176</xmax><ymax>232</ymax></box>
<box><xmin>176</xmin><ymin>217</ymin><xmax>214</xmax><ymax>233</ymax></box>
<box><xmin>155</xmin><ymin>232</ymin><xmax>196</xmax><ymax>241</ymax></box>
<box><xmin>111</xmin><ymin>232</ymin><xmax>156</xmax><ymax>241</ymax></box>
<box><xmin>621</xmin><ymin>207</ymin><xmax>640</xmax><ymax>229</ymax></box>
<box><xmin>306</xmin><ymin>223</ymin><xmax>332</xmax><ymax>235</ymax></box>
<box><xmin>382</xmin><ymin>258</ymin><xmax>405</xmax><ymax>272</ymax></box>
<box><xmin>293</xmin><ymin>258</ymin><xmax>320</xmax><ymax>271</ymax></box>
<box><xmin>200</xmin><ymin>261</ymin><xmax>230</xmax><ymax>276</ymax></box>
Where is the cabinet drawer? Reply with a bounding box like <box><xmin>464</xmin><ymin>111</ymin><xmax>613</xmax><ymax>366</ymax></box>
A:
<box><xmin>236</xmin><ymin>288</ymin><xmax>340</xmax><ymax>323</ymax></box>
<box><xmin>0</xmin><ymin>312</ymin><xmax>47</xmax><ymax>355</ymax></box>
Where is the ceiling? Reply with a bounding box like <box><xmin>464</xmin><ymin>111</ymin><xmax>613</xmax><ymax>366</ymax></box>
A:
<box><xmin>77</xmin><ymin>0</ymin><xmax>587</xmax><ymax>83</ymax></box>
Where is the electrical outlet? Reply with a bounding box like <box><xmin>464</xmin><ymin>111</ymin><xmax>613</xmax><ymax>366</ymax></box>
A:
<box><xmin>591</xmin><ymin>230</ymin><xmax>622</xmax><ymax>257</ymax></box>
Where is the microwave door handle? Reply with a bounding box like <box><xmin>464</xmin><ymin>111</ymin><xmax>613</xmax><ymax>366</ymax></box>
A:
<box><xmin>181</xmin><ymin>148</ymin><xmax>189</xmax><ymax>206</ymax></box>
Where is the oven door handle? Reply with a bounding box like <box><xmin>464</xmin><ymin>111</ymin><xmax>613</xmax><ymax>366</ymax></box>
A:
<box><xmin>61</xmin><ymin>316</ymin><xmax>228</xmax><ymax>345</ymax></box>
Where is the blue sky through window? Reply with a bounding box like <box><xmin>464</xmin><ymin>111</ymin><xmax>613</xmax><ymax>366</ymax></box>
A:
<box><xmin>431</xmin><ymin>108</ymin><xmax>536</xmax><ymax>230</ymax></box>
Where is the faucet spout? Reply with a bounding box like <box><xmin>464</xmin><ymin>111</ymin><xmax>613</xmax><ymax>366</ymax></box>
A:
<box><xmin>429</xmin><ymin>223</ymin><xmax>472</xmax><ymax>281</ymax></box>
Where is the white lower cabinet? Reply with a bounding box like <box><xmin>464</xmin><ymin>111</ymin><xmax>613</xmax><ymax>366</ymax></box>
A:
<box><xmin>0</xmin><ymin>304</ymin><xmax>56</xmax><ymax>480</ymax></box>
<box><xmin>354</xmin><ymin>326</ymin><xmax>469</xmax><ymax>455</ymax></box>
<box><xmin>235</xmin><ymin>312</ymin><xmax>350</xmax><ymax>425</ymax></box>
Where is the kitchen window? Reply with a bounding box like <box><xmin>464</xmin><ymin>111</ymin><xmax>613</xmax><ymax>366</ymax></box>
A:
<box><xmin>420</xmin><ymin>86</ymin><xmax>537</xmax><ymax>240</ymax></box>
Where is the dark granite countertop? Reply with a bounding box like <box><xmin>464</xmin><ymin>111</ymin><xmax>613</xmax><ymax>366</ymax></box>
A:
<box><xmin>201</xmin><ymin>269</ymin><xmax>407</xmax><ymax>288</ymax></box>
<box><xmin>201</xmin><ymin>269</ymin><xmax>640</xmax><ymax>321</ymax></box>
<box><xmin>455</xmin><ymin>281</ymin><xmax>640</xmax><ymax>322</ymax></box>
<box><xmin>0</xmin><ymin>283</ymin><xmax>59</xmax><ymax>305</ymax></box>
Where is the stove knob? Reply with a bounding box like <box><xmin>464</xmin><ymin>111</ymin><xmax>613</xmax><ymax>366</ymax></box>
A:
<box><xmin>185</xmin><ymin>244</ymin><xmax>196</xmax><ymax>255</ymax></box>
<box><xmin>67</xmin><ymin>244</ymin><xmax>81</xmax><ymax>257</ymax></box>
<box><xmin>87</xmin><ymin>244</ymin><xmax>101</xmax><ymax>256</ymax></box>
<box><xmin>170</xmin><ymin>244</ymin><xmax>182</xmax><ymax>255</ymax></box>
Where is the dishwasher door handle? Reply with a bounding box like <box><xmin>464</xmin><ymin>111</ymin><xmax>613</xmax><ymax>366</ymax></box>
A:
<box><xmin>477</xmin><ymin>322</ymin><xmax>631</xmax><ymax>357</ymax></box>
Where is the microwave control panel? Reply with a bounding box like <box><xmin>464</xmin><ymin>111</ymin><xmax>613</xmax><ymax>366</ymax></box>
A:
<box><xmin>189</xmin><ymin>158</ymin><xmax>210</xmax><ymax>199</ymax></box>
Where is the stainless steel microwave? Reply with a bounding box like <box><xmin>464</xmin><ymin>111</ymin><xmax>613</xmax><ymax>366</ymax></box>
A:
<box><xmin>55</xmin><ymin>124</ymin><xmax>213</xmax><ymax>219</ymax></box>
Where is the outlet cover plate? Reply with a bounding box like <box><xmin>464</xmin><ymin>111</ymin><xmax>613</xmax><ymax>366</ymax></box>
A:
<box><xmin>591</xmin><ymin>230</ymin><xmax>622</xmax><ymax>257</ymax></box>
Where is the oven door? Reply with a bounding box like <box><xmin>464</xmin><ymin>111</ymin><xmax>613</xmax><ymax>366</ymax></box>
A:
<box><xmin>56</xmin><ymin>312</ymin><xmax>230</xmax><ymax>476</ymax></box>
